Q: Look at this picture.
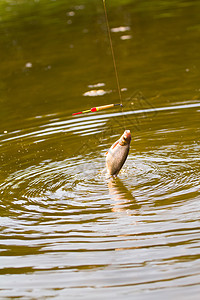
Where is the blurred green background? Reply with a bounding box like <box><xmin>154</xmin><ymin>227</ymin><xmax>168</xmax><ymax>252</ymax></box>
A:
<box><xmin>1</xmin><ymin>0</ymin><xmax>200</xmax><ymax>132</ymax></box>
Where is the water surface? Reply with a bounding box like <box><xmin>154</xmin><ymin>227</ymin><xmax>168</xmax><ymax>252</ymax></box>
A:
<box><xmin>0</xmin><ymin>0</ymin><xmax>200</xmax><ymax>299</ymax></box>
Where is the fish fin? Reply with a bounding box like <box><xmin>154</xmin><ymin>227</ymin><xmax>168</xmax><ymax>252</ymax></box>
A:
<box><xmin>101</xmin><ymin>168</ymin><xmax>107</xmax><ymax>174</ymax></box>
<box><xmin>111</xmin><ymin>140</ymin><xmax>119</xmax><ymax>150</ymax></box>
<box><xmin>105</xmin><ymin>139</ymin><xmax>119</xmax><ymax>156</ymax></box>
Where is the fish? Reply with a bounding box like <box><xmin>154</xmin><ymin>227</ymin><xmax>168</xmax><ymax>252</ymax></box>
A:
<box><xmin>105</xmin><ymin>130</ymin><xmax>131</xmax><ymax>176</ymax></box>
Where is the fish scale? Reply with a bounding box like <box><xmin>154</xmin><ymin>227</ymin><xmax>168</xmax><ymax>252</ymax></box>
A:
<box><xmin>106</xmin><ymin>130</ymin><xmax>131</xmax><ymax>176</ymax></box>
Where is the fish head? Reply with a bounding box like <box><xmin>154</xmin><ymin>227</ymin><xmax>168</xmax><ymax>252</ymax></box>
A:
<box><xmin>119</xmin><ymin>130</ymin><xmax>131</xmax><ymax>145</ymax></box>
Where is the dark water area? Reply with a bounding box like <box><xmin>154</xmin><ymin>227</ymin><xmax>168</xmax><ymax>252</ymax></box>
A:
<box><xmin>0</xmin><ymin>0</ymin><xmax>200</xmax><ymax>299</ymax></box>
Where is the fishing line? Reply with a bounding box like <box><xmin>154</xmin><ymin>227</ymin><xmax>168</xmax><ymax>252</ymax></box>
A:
<box><xmin>102</xmin><ymin>0</ymin><xmax>122</xmax><ymax>102</ymax></box>
<box><xmin>72</xmin><ymin>0</ymin><xmax>126</xmax><ymax>128</ymax></box>
<box><xmin>102</xmin><ymin>1</ymin><xmax>123</xmax><ymax>103</ymax></box>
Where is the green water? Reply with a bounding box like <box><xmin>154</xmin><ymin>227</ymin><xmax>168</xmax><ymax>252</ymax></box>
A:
<box><xmin>0</xmin><ymin>0</ymin><xmax>200</xmax><ymax>299</ymax></box>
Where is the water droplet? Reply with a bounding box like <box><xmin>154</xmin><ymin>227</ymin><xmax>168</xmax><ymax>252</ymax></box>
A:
<box><xmin>120</xmin><ymin>35</ymin><xmax>132</xmax><ymax>40</ymax></box>
<box><xmin>25</xmin><ymin>62</ymin><xmax>32</xmax><ymax>68</ymax></box>
<box><xmin>111</xmin><ymin>26</ymin><xmax>130</xmax><ymax>33</ymax></box>
<box><xmin>83</xmin><ymin>89</ymin><xmax>109</xmax><ymax>97</ymax></box>
<box><xmin>66</xmin><ymin>11</ymin><xmax>75</xmax><ymax>17</ymax></box>
<box><xmin>88</xmin><ymin>83</ymin><xmax>105</xmax><ymax>88</ymax></box>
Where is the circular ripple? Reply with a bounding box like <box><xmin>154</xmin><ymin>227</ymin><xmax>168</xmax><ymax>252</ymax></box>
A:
<box><xmin>0</xmin><ymin>104</ymin><xmax>200</xmax><ymax>300</ymax></box>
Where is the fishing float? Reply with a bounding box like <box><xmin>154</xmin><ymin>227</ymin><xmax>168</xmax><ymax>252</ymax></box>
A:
<box><xmin>72</xmin><ymin>103</ymin><xmax>122</xmax><ymax>115</ymax></box>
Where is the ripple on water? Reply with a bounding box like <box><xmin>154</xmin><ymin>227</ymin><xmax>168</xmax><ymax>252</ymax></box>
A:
<box><xmin>0</xmin><ymin>103</ymin><xmax>200</xmax><ymax>299</ymax></box>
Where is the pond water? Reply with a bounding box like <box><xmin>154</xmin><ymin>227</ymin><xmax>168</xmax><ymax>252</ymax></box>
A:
<box><xmin>0</xmin><ymin>0</ymin><xmax>200</xmax><ymax>299</ymax></box>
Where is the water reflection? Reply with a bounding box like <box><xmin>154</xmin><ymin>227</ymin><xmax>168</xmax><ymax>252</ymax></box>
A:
<box><xmin>108</xmin><ymin>177</ymin><xmax>140</xmax><ymax>213</ymax></box>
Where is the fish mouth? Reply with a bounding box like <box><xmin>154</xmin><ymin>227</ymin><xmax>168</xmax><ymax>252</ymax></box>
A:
<box><xmin>123</xmin><ymin>130</ymin><xmax>131</xmax><ymax>142</ymax></box>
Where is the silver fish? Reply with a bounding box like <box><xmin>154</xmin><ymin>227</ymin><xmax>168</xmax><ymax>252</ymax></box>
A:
<box><xmin>106</xmin><ymin>130</ymin><xmax>131</xmax><ymax>176</ymax></box>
